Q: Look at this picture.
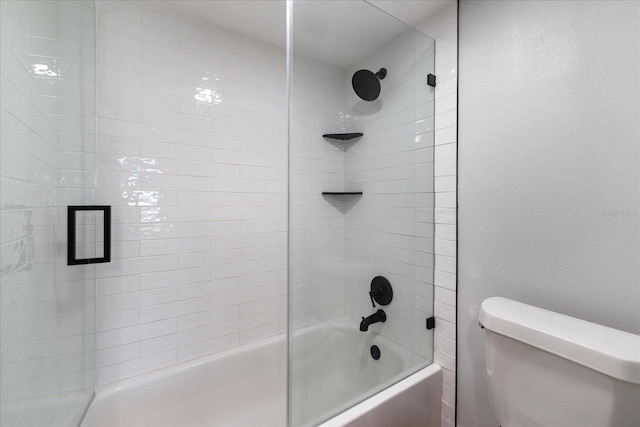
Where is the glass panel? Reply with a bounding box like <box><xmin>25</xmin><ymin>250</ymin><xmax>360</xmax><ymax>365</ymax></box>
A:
<box><xmin>288</xmin><ymin>1</ymin><xmax>435</xmax><ymax>425</ymax></box>
<box><xmin>74</xmin><ymin>210</ymin><xmax>104</xmax><ymax>260</ymax></box>
<box><xmin>0</xmin><ymin>1</ymin><xmax>96</xmax><ymax>425</ymax></box>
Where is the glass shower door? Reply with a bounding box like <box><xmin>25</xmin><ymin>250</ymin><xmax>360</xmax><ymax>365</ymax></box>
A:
<box><xmin>1</xmin><ymin>1</ymin><xmax>97</xmax><ymax>425</ymax></box>
<box><xmin>287</xmin><ymin>1</ymin><xmax>436</xmax><ymax>425</ymax></box>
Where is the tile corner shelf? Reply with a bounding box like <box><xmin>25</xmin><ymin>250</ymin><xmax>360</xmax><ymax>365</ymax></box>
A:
<box><xmin>322</xmin><ymin>192</ymin><xmax>363</xmax><ymax>196</ymax></box>
<box><xmin>322</xmin><ymin>133</ymin><xmax>363</xmax><ymax>141</ymax></box>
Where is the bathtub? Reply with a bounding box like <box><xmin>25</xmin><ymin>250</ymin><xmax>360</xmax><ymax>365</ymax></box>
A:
<box><xmin>82</xmin><ymin>319</ymin><xmax>441</xmax><ymax>426</ymax></box>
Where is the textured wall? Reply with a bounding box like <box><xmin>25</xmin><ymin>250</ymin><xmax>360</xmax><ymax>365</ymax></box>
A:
<box><xmin>94</xmin><ymin>0</ymin><xmax>287</xmax><ymax>386</ymax></box>
<box><xmin>458</xmin><ymin>1</ymin><xmax>640</xmax><ymax>425</ymax></box>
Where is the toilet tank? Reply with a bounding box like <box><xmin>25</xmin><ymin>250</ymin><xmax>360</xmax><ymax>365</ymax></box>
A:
<box><xmin>479</xmin><ymin>297</ymin><xmax>640</xmax><ymax>427</ymax></box>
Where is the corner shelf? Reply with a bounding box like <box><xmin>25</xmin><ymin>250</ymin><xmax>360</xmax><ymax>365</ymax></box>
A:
<box><xmin>322</xmin><ymin>133</ymin><xmax>363</xmax><ymax>141</ymax></box>
<box><xmin>322</xmin><ymin>133</ymin><xmax>363</xmax><ymax>205</ymax></box>
<box><xmin>322</xmin><ymin>192</ymin><xmax>363</xmax><ymax>196</ymax></box>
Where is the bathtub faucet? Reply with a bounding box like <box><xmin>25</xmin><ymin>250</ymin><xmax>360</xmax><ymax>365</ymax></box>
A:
<box><xmin>360</xmin><ymin>309</ymin><xmax>386</xmax><ymax>331</ymax></box>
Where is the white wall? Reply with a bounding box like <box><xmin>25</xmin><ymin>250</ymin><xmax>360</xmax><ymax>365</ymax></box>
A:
<box><xmin>415</xmin><ymin>4</ymin><xmax>458</xmax><ymax>427</ymax></box>
<box><xmin>94</xmin><ymin>1</ymin><xmax>287</xmax><ymax>386</ymax></box>
<box><xmin>458</xmin><ymin>1</ymin><xmax>639</xmax><ymax>426</ymax></box>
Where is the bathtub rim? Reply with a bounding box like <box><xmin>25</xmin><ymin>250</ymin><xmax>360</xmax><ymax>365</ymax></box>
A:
<box><xmin>318</xmin><ymin>363</ymin><xmax>443</xmax><ymax>426</ymax></box>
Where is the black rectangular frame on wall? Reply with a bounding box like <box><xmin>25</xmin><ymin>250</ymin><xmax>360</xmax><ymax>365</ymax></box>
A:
<box><xmin>67</xmin><ymin>205</ymin><xmax>111</xmax><ymax>265</ymax></box>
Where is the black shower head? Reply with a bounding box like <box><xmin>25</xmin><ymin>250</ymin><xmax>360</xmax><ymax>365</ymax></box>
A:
<box><xmin>352</xmin><ymin>68</ymin><xmax>387</xmax><ymax>101</ymax></box>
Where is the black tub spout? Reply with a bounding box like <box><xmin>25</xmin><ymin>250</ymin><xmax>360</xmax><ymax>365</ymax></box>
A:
<box><xmin>360</xmin><ymin>309</ymin><xmax>387</xmax><ymax>331</ymax></box>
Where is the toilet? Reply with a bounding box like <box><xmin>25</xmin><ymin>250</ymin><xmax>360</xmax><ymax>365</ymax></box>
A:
<box><xmin>479</xmin><ymin>297</ymin><xmax>640</xmax><ymax>427</ymax></box>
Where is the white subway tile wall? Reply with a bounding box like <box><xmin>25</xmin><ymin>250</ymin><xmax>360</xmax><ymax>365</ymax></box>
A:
<box><xmin>289</xmin><ymin>55</ymin><xmax>347</xmax><ymax>329</ymax></box>
<box><xmin>94</xmin><ymin>1</ymin><xmax>287</xmax><ymax>386</ymax></box>
<box><xmin>0</xmin><ymin>1</ymin><xmax>96</xmax><ymax>425</ymax></box>
<box><xmin>416</xmin><ymin>4</ymin><xmax>458</xmax><ymax>427</ymax></box>
<box><xmin>93</xmin><ymin>1</ymin><xmax>456</xmax><ymax>413</ymax></box>
<box><xmin>343</xmin><ymin>29</ymin><xmax>436</xmax><ymax>363</ymax></box>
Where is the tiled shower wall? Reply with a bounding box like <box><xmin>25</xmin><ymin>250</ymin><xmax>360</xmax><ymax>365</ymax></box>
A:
<box><xmin>94</xmin><ymin>1</ymin><xmax>287</xmax><ymax>386</ymax></box>
<box><xmin>93</xmin><ymin>0</ymin><xmax>456</xmax><ymax>405</ymax></box>
<box><xmin>416</xmin><ymin>3</ymin><xmax>458</xmax><ymax>427</ymax></box>
<box><xmin>289</xmin><ymin>56</ymin><xmax>347</xmax><ymax>329</ymax></box>
<box><xmin>1</xmin><ymin>1</ymin><xmax>96</xmax><ymax>424</ymax></box>
<box><xmin>343</xmin><ymin>29</ymin><xmax>436</xmax><ymax>361</ymax></box>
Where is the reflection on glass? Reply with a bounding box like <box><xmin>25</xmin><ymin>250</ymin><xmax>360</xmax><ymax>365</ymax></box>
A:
<box><xmin>122</xmin><ymin>190</ymin><xmax>161</xmax><ymax>207</ymax></box>
<box><xmin>141</xmin><ymin>207</ymin><xmax>159</xmax><ymax>222</ymax></box>
<box><xmin>117</xmin><ymin>157</ymin><xmax>164</xmax><ymax>174</ymax></box>
<box><xmin>33</xmin><ymin>63</ymin><xmax>60</xmax><ymax>77</ymax></box>
<box><xmin>195</xmin><ymin>87</ymin><xmax>222</xmax><ymax>104</ymax></box>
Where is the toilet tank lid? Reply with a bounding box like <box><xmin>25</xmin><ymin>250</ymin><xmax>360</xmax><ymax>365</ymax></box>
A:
<box><xmin>479</xmin><ymin>297</ymin><xmax>640</xmax><ymax>384</ymax></box>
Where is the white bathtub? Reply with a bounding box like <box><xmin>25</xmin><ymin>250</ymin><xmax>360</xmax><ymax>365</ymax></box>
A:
<box><xmin>82</xmin><ymin>320</ymin><xmax>441</xmax><ymax>427</ymax></box>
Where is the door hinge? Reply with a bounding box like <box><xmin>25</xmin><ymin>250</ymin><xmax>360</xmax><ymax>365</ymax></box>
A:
<box><xmin>426</xmin><ymin>316</ymin><xmax>436</xmax><ymax>330</ymax></box>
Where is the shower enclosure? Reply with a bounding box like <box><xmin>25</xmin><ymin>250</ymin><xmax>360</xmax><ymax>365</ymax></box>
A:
<box><xmin>288</xmin><ymin>1</ymin><xmax>435</xmax><ymax>425</ymax></box>
<box><xmin>1</xmin><ymin>0</ymin><xmax>435</xmax><ymax>426</ymax></box>
<box><xmin>0</xmin><ymin>1</ymin><xmax>97</xmax><ymax>425</ymax></box>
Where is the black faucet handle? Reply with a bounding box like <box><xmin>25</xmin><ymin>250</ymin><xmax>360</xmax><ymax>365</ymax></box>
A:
<box><xmin>369</xmin><ymin>291</ymin><xmax>376</xmax><ymax>308</ymax></box>
<box><xmin>369</xmin><ymin>276</ymin><xmax>393</xmax><ymax>307</ymax></box>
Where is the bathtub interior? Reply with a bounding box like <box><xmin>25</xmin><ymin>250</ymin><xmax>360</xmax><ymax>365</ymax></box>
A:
<box><xmin>81</xmin><ymin>321</ymin><xmax>434</xmax><ymax>427</ymax></box>
<box><xmin>82</xmin><ymin>335</ymin><xmax>287</xmax><ymax>427</ymax></box>
<box><xmin>290</xmin><ymin>319</ymin><xmax>430</xmax><ymax>427</ymax></box>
